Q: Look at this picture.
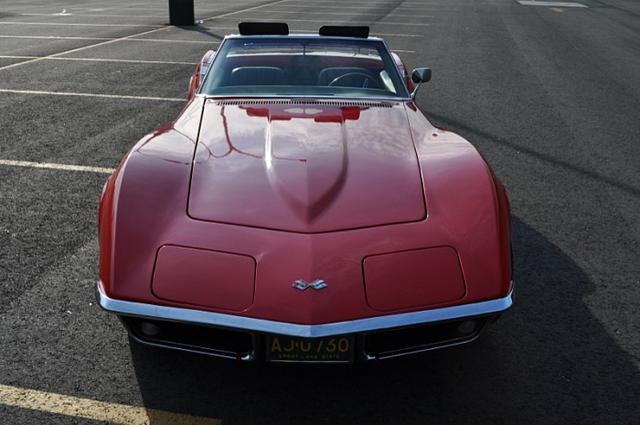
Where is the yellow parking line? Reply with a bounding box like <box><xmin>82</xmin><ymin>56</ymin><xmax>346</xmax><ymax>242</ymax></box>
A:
<box><xmin>0</xmin><ymin>383</ymin><xmax>220</xmax><ymax>425</ymax></box>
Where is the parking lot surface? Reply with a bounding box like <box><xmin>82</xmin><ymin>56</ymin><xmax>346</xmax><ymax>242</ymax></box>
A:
<box><xmin>0</xmin><ymin>0</ymin><xmax>639</xmax><ymax>423</ymax></box>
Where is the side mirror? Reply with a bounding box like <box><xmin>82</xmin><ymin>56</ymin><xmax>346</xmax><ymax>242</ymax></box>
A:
<box><xmin>187</xmin><ymin>50</ymin><xmax>216</xmax><ymax>101</ymax></box>
<box><xmin>410</xmin><ymin>67</ymin><xmax>432</xmax><ymax>99</ymax></box>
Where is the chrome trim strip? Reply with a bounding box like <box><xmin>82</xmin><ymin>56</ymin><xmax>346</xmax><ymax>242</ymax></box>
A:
<box><xmin>196</xmin><ymin>94</ymin><xmax>410</xmax><ymax>102</ymax></box>
<box><xmin>195</xmin><ymin>93</ymin><xmax>412</xmax><ymax>103</ymax></box>
<box><xmin>224</xmin><ymin>34</ymin><xmax>384</xmax><ymax>42</ymax></box>
<box><xmin>97</xmin><ymin>283</ymin><xmax>512</xmax><ymax>338</ymax></box>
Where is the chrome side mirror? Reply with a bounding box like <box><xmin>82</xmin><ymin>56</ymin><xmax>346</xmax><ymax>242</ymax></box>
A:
<box><xmin>198</xmin><ymin>50</ymin><xmax>216</xmax><ymax>89</ymax></box>
<box><xmin>187</xmin><ymin>50</ymin><xmax>216</xmax><ymax>101</ymax></box>
<box><xmin>410</xmin><ymin>67</ymin><xmax>432</xmax><ymax>99</ymax></box>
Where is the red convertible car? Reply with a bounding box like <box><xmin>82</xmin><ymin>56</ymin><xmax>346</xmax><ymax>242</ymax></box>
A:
<box><xmin>97</xmin><ymin>23</ymin><xmax>512</xmax><ymax>363</ymax></box>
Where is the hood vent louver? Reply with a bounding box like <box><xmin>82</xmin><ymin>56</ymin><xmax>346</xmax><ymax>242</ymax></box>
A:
<box><xmin>212</xmin><ymin>99</ymin><xmax>394</xmax><ymax>108</ymax></box>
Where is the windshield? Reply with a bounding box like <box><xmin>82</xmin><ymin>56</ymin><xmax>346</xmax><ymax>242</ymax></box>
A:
<box><xmin>199</xmin><ymin>37</ymin><xmax>409</xmax><ymax>99</ymax></box>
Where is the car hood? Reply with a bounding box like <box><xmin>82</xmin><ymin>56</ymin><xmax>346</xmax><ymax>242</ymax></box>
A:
<box><xmin>188</xmin><ymin>100</ymin><xmax>426</xmax><ymax>232</ymax></box>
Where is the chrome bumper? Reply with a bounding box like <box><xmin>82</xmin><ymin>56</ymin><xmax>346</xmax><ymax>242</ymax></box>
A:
<box><xmin>96</xmin><ymin>282</ymin><xmax>512</xmax><ymax>338</ymax></box>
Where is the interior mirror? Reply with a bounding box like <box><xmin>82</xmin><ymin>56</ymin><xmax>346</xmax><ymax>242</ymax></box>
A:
<box><xmin>410</xmin><ymin>67</ymin><xmax>432</xmax><ymax>99</ymax></box>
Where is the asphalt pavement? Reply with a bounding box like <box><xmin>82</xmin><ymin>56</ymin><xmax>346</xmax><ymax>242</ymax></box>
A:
<box><xmin>0</xmin><ymin>0</ymin><xmax>638</xmax><ymax>423</ymax></box>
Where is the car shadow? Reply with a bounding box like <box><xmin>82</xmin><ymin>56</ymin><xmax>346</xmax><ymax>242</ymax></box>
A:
<box><xmin>425</xmin><ymin>111</ymin><xmax>640</xmax><ymax>198</ymax></box>
<box><xmin>130</xmin><ymin>216</ymin><xmax>639</xmax><ymax>424</ymax></box>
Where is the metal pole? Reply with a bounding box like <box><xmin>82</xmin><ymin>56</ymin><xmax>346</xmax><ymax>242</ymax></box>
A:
<box><xmin>168</xmin><ymin>0</ymin><xmax>195</xmax><ymax>26</ymax></box>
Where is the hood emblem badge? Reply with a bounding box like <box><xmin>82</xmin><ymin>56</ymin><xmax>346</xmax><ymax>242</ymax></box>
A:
<box><xmin>293</xmin><ymin>279</ymin><xmax>327</xmax><ymax>291</ymax></box>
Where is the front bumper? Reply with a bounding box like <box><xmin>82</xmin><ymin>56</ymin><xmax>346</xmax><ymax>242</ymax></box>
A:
<box><xmin>96</xmin><ymin>282</ymin><xmax>512</xmax><ymax>361</ymax></box>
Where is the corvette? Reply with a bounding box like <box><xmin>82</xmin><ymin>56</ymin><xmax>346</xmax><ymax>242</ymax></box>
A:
<box><xmin>97</xmin><ymin>23</ymin><xmax>513</xmax><ymax>362</ymax></box>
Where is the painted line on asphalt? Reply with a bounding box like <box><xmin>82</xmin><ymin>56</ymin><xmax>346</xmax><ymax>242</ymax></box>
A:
<box><xmin>517</xmin><ymin>1</ymin><xmax>587</xmax><ymax>7</ymax></box>
<box><xmin>0</xmin><ymin>34</ymin><xmax>220</xmax><ymax>44</ymax></box>
<box><xmin>0</xmin><ymin>383</ymin><xmax>220</xmax><ymax>424</ymax></box>
<box><xmin>193</xmin><ymin>26</ymin><xmax>423</xmax><ymax>37</ymax></box>
<box><xmin>209</xmin><ymin>17</ymin><xmax>431</xmax><ymax>26</ymax></box>
<box><xmin>0</xmin><ymin>55</ymin><xmax>196</xmax><ymax>65</ymax></box>
<box><xmin>0</xmin><ymin>0</ymin><xmax>290</xmax><ymax>72</ymax></box>
<box><xmin>0</xmin><ymin>21</ymin><xmax>159</xmax><ymax>27</ymax></box>
<box><xmin>368</xmin><ymin>32</ymin><xmax>422</xmax><ymax>37</ymax></box>
<box><xmin>6</xmin><ymin>0</ymin><xmax>166</xmax><ymax>10</ymax></box>
<box><xmin>0</xmin><ymin>25</ymin><xmax>169</xmax><ymax>72</ymax></box>
<box><xmin>0</xmin><ymin>30</ymin><xmax>420</xmax><ymax>41</ymax></box>
<box><xmin>22</xmin><ymin>10</ymin><xmax>437</xmax><ymax>18</ymax></box>
<box><xmin>201</xmin><ymin>0</ymin><xmax>295</xmax><ymax>22</ymax></box>
<box><xmin>36</xmin><ymin>1</ymin><xmax>260</xmax><ymax>13</ymax></box>
<box><xmin>243</xmin><ymin>10</ymin><xmax>434</xmax><ymax>18</ymax></box>
<box><xmin>281</xmin><ymin>0</ymin><xmax>433</xmax><ymax>4</ymax></box>
<box><xmin>267</xmin><ymin>4</ymin><xmax>442</xmax><ymax>9</ymax></box>
<box><xmin>19</xmin><ymin>12</ymin><xmax>169</xmax><ymax>18</ymax></box>
<box><xmin>0</xmin><ymin>34</ymin><xmax>114</xmax><ymax>41</ymax></box>
<box><xmin>0</xmin><ymin>160</ymin><xmax>116</xmax><ymax>174</ymax></box>
<box><xmin>0</xmin><ymin>89</ymin><xmax>184</xmax><ymax>102</ymax></box>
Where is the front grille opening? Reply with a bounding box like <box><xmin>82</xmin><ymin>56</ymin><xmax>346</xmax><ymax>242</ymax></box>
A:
<box><xmin>364</xmin><ymin>317</ymin><xmax>489</xmax><ymax>359</ymax></box>
<box><xmin>122</xmin><ymin>317</ymin><xmax>253</xmax><ymax>359</ymax></box>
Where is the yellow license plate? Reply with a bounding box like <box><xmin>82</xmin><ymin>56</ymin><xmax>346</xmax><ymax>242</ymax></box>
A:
<box><xmin>266</xmin><ymin>335</ymin><xmax>354</xmax><ymax>363</ymax></box>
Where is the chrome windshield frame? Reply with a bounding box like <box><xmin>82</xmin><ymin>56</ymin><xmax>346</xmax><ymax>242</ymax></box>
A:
<box><xmin>197</xmin><ymin>34</ymin><xmax>412</xmax><ymax>101</ymax></box>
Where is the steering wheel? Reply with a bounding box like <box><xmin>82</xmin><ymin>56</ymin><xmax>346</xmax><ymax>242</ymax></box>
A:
<box><xmin>328</xmin><ymin>72</ymin><xmax>376</xmax><ymax>88</ymax></box>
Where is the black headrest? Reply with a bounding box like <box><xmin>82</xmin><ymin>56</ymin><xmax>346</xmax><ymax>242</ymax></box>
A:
<box><xmin>319</xmin><ymin>26</ymin><xmax>369</xmax><ymax>38</ymax></box>
<box><xmin>239</xmin><ymin>22</ymin><xmax>289</xmax><ymax>35</ymax></box>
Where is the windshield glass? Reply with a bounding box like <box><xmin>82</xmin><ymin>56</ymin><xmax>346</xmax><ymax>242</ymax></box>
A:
<box><xmin>200</xmin><ymin>37</ymin><xmax>409</xmax><ymax>99</ymax></box>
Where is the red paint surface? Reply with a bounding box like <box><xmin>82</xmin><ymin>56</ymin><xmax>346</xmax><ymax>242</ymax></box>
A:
<box><xmin>189</xmin><ymin>102</ymin><xmax>426</xmax><ymax>232</ymax></box>
<box><xmin>98</xmin><ymin>61</ymin><xmax>512</xmax><ymax>325</ymax></box>
<box><xmin>152</xmin><ymin>245</ymin><xmax>255</xmax><ymax>312</ymax></box>
<box><xmin>363</xmin><ymin>247</ymin><xmax>466</xmax><ymax>311</ymax></box>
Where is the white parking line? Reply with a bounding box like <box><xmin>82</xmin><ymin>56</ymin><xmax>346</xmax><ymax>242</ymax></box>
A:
<box><xmin>0</xmin><ymin>34</ymin><xmax>113</xmax><ymax>41</ymax></box>
<box><xmin>0</xmin><ymin>26</ymin><xmax>169</xmax><ymax>71</ymax></box>
<box><xmin>0</xmin><ymin>34</ymin><xmax>220</xmax><ymax>44</ymax></box>
<box><xmin>368</xmin><ymin>33</ymin><xmax>422</xmax><ymax>37</ymax></box>
<box><xmin>250</xmin><ymin>10</ymin><xmax>434</xmax><ymax>18</ymax></box>
<box><xmin>201</xmin><ymin>0</ymin><xmax>293</xmax><ymax>22</ymax></box>
<box><xmin>211</xmin><ymin>17</ymin><xmax>430</xmax><ymax>26</ymax></box>
<box><xmin>0</xmin><ymin>55</ymin><xmax>196</xmax><ymax>65</ymax></box>
<box><xmin>0</xmin><ymin>160</ymin><xmax>116</xmax><ymax>174</ymax></box>
<box><xmin>192</xmin><ymin>26</ymin><xmax>423</xmax><ymax>37</ymax></box>
<box><xmin>0</xmin><ymin>383</ymin><xmax>220</xmax><ymax>424</ymax></box>
<box><xmin>0</xmin><ymin>89</ymin><xmax>184</xmax><ymax>102</ymax></box>
<box><xmin>0</xmin><ymin>21</ymin><xmax>158</xmax><ymax>28</ymax></box>
<box><xmin>24</xmin><ymin>10</ymin><xmax>434</xmax><ymax>19</ymax></box>
<box><xmin>19</xmin><ymin>12</ymin><xmax>169</xmax><ymax>18</ymax></box>
<box><xmin>517</xmin><ymin>1</ymin><xmax>587</xmax><ymax>6</ymax></box>
<box><xmin>266</xmin><ymin>4</ymin><xmax>442</xmax><ymax>10</ymax></box>
<box><xmin>281</xmin><ymin>0</ymin><xmax>432</xmax><ymax>4</ymax></box>
<box><xmin>0</xmin><ymin>0</ymin><xmax>292</xmax><ymax>72</ymax></box>
<box><xmin>0</xmin><ymin>31</ymin><xmax>419</xmax><ymax>40</ymax></box>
